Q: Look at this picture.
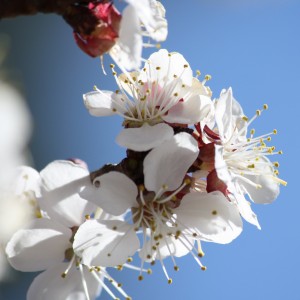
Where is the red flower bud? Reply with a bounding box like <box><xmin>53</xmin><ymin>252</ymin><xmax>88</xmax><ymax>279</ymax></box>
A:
<box><xmin>74</xmin><ymin>1</ymin><xmax>121</xmax><ymax>57</ymax></box>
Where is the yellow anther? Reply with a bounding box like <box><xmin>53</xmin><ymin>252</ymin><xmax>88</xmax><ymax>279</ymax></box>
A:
<box><xmin>256</xmin><ymin>110</ymin><xmax>261</xmax><ymax>116</ymax></box>
<box><xmin>61</xmin><ymin>272</ymin><xmax>67</xmax><ymax>278</ymax></box>
<box><xmin>205</xmin><ymin>74</ymin><xmax>212</xmax><ymax>81</ymax></box>
<box><xmin>150</xmin><ymin>261</ymin><xmax>155</xmax><ymax>266</ymax></box>
<box><xmin>112</xmin><ymin>71</ymin><xmax>117</xmax><ymax>76</ymax></box>
<box><xmin>247</xmin><ymin>164</ymin><xmax>255</xmax><ymax>168</ymax></box>
<box><xmin>196</xmin><ymin>70</ymin><xmax>201</xmax><ymax>76</ymax></box>
<box><xmin>278</xmin><ymin>150</ymin><xmax>283</xmax><ymax>154</ymax></box>
<box><xmin>117</xmin><ymin>283</ymin><xmax>122</xmax><ymax>287</ymax></box>
<box><xmin>127</xmin><ymin>257</ymin><xmax>133</xmax><ymax>263</ymax></box>
<box><xmin>173</xmin><ymin>74</ymin><xmax>178</xmax><ymax>78</ymax></box>
<box><xmin>273</xmin><ymin>129</ymin><xmax>278</xmax><ymax>134</ymax></box>
<box><xmin>147</xmin><ymin>269</ymin><xmax>152</xmax><ymax>275</ymax></box>
<box><xmin>242</xmin><ymin>116</ymin><xmax>249</xmax><ymax>121</ymax></box>
<box><xmin>110</xmin><ymin>64</ymin><xmax>115</xmax><ymax>68</ymax></box>
<box><xmin>112</xmin><ymin>226</ymin><xmax>117</xmax><ymax>230</ymax></box>
<box><xmin>267</xmin><ymin>136</ymin><xmax>272</xmax><ymax>141</ymax></box>
<box><xmin>263</xmin><ymin>104</ymin><xmax>268</xmax><ymax>110</ymax></box>
<box><xmin>93</xmin><ymin>85</ymin><xmax>97</xmax><ymax>91</ymax></box>
<box><xmin>156</xmin><ymin>66</ymin><xmax>161</xmax><ymax>70</ymax></box>
<box><xmin>156</xmin><ymin>43</ymin><xmax>161</xmax><ymax>48</ymax></box>
<box><xmin>138</xmin><ymin>275</ymin><xmax>144</xmax><ymax>281</ymax></box>
<box><xmin>182</xmin><ymin>84</ymin><xmax>186</xmax><ymax>88</ymax></box>
<box><xmin>184</xmin><ymin>178</ymin><xmax>191</xmax><ymax>185</ymax></box>
<box><xmin>115</xmin><ymin>89</ymin><xmax>120</xmax><ymax>94</ymax></box>
<box><xmin>117</xmin><ymin>265</ymin><xmax>123</xmax><ymax>271</ymax></box>
<box><xmin>198</xmin><ymin>251</ymin><xmax>205</xmax><ymax>258</ymax></box>
<box><xmin>173</xmin><ymin>92</ymin><xmax>178</xmax><ymax>97</ymax></box>
<box><xmin>174</xmin><ymin>266</ymin><xmax>179</xmax><ymax>271</ymax></box>
<box><xmin>193</xmin><ymin>232</ymin><xmax>197</xmax><ymax>237</ymax></box>
<box><xmin>85</xmin><ymin>214</ymin><xmax>90</xmax><ymax>220</ymax></box>
<box><xmin>211</xmin><ymin>210</ymin><xmax>218</xmax><ymax>215</ymax></box>
<box><xmin>139</xmin><ymin>184</ymin><xmax>145</xmax><ymax>192</ymax></box>
<box><xmin>201</xmin><ymin>266</ymin><xmax>207</xmax><ymax>271</ymax></box>
<box><xmin>126</xmin><ymin>297</ymin><xmax>132</xmax><ymax>300</ymax></box>
<box><xmin>184</xmin><ymin>64</ymin><xmax>189</xmax><ymax>68</ymax></box>
<box><xmin>95</xmin><ymin>266</ymin><xmax>101</xmax><ymax>272</ymax></box>
<box><xmin>274</xmin><ymin>170</ymin><xmax>279</xmax><ymax>175</ymax></box>
<box><xmin>168</xmin><ymin>279</ymin><xmax>173</xmax><ymax>284</ymax></box>
<box><xmin>132</xmin><ymin>76</ymin><xmax>137</xmax><ymax>81</ymax></box>
<box><xmin>273</xmin><ymin>162</ymin><xmax>280</xmax><ymax>167</ymax></box>
<box><xmin>162</xmin><ymin>184</ymin><xmax>168</xmax><ymax>190</ymax></box>
<box><xmin>250</xmin><ymin>129</ymin><xmax>255</xmax><ymax>135</ymax></box>
<box><xmin>143</xmin><ymin>68</ymin><xmax>146</xmax><ymax>72</ymax></box>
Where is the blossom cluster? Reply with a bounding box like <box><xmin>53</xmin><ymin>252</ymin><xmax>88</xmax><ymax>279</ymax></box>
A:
<box><xmin>1</xmin><ymin>1</ymin><xmax>286</xmax><ymax>300</ymax></box>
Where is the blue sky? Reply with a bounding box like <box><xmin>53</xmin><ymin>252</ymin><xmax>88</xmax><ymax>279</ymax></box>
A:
<box><xmin>0</xmin><ymin>0</ymin><xmax>299</xmax><ymax>299</ymax></box>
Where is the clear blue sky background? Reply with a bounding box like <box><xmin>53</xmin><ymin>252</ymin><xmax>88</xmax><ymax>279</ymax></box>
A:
<box><xmin>0</xmin><ymin>0</ymin><xmax>299</xmax><ymax>299</ymax></box>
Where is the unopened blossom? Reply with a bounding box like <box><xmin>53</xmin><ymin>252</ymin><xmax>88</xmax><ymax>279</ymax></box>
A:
<box><xmin>74</xmin><ymin>0</ymin><xmax>168</xmax><ymax>70</ymax></box>
<box><xmin>195</xmin><ymin>88</ymin><xmax>286</xmax><ymax>228</ymax></box>
<box><xmin>77</xmin><ymin>133</ymin><xmax>242</xmax><ymax>282</ymax></box>
<box><xmin>84</xmin><ymin>49</ymin><xmax>213</xmax><ymax>151</ymax></box>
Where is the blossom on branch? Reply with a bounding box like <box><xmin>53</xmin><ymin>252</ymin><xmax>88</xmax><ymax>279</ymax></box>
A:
<box><xmin>84</xmin><ymin>49</ymin><xmax>213</xmax><ymax>151</ymax></box>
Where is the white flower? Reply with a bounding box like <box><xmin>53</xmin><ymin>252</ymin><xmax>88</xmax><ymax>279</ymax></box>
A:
<box><xmin>0</xmin><ymin>79</ymin><xmax>32</xmax><ymax>281</ymax></box>
<box><xmin>78</xmin><ymin>133</ymin><xmax>242</xmax><ymax>282</ymax></box>
<box><xmin>209</xmin><ymin>88</ymin><xmax>287</xmax><ymax>227</ymax></box>
<box><xmin>84</xmin><ymin>49</ymin><xmax>213</xmax><ymax>151</ymax></box>
<box><xmin>5</xmin><ymin>161</ymin><xmax>103</xmax><ymax>300</ymax></box>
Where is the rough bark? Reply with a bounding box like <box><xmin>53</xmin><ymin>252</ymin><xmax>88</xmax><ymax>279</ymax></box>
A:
<box><xmin>0</xmin><ymin>0</ymin><xmax>100</xmax><ymax>35</ymax></box>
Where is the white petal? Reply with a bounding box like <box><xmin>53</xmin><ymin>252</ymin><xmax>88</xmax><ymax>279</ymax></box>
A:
<box><xmin>241</xmin><ymin>174</ymin><xmax>280</xmax><ymax>204</ymax></box>
<box><xmin>163</xmin><ymin>94</ymin><xmax>213</xmax><ymax>124</ymax></box>
<box><xmin>110</xmin><ymin>5</ymin><xmax>142</xmax><ymax>70</ymax></box>
<box><xmin>6</xmin><ymin>218</ymin><xmax>71</xmax><ymax>272</ymax></box>
<box><xmin>215</xmin><ymin>88</ymin><xmax>246</xmax><ymax>142</ymax></box>
<box><xmin>144</xmin><ymin>132</ymin><xmax>199</xmax><ymax>193</ymax></box>
<box><xmin>83</xmin><ymin>90</ymin><xmax>116</xmax><ymax>117</ymax></box>
<box><xmin>139</xmin><ymin>49</ymin><xmax>193</xmax><ymax>87</ymax></box>
<box><xmin>126</xmin><ymin>0</ymin><xmax>168</xmax><ymax>41</ymax></box>
<box><xmin>74</xmin><ymin>220</ymin><xmax>139</xmax><ymax>267</ymax></box>
<box><xmin>175</xmin><ymin>191</ymin><xmax>243</xmax><ymax>244</ymax></box>
<box><xmin>231</xmin><ymin>193</ymin><xmax>261</xmax><ymax>229</ymax></box>
<box><xmin>13</xmin><ymin>166</ymin><xmax>41</xmax><ymax>197</ymax></box>
<box><xmin>40</xmin><ymin>160</ymin><xmax>96</xmax><ymax>227</ymax></box>
<box><xmin>80</xmin><ymin>171</ymin><xmax>138</xmax><ymax>216</ymax></box>
<box><xmin>27</xmin><ymin>263</ymin><xmax>101</xmax><ymax>300</ymax></box>
<box><xmin>116</xmin><ymin>123</ymin><xmax>173</xmax><ymax>151</ymax></box>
